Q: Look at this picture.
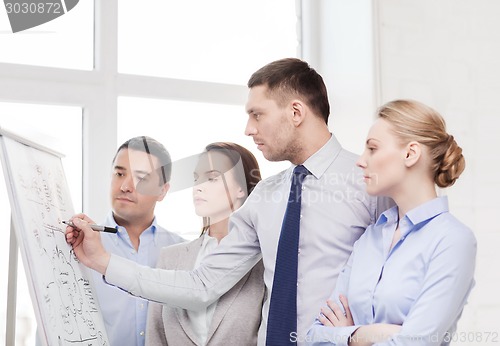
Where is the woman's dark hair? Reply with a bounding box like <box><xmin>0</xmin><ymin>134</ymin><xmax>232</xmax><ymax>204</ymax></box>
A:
<box><xmin>204</xmin><ymin>142</ymin><xmax>261</xmax><ymax>195</ymax></box>
<box><xmin>200</xmin><ymin>142</ymin><xmax>261</xmax><ymax>235</ymax></box>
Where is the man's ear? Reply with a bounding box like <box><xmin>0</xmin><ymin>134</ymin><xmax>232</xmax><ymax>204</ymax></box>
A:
<box><xmin>291</xmin><ymin>100</ymin><xmax>306</xmax><ymax>126</ymax></box>
<box><xmin>404</xmin><ymin>141</ymin><xmax>421</xmax><ymax>168</ymax></box>
<box><xmin>157</xmin><ymin>182</ymin><xmax>170</xmax><ymax>201</ymax></box>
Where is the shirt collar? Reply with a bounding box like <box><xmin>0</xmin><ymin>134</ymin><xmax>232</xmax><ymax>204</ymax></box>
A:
<box><xmin>375</xmin><ymin>207</ymin><xmax>397</xmax><ymax>227</ymax></box>
<box><xmin>105</xmin><ymin>211</ymin><xmax>159</xmax><ymax>245</ymax></box>
<box><xmin>201</xmin><ymin>231</ymin><xmax>218</xmax><ymax>246</ymax></box>
<box><xmin>376</xmin><ymin>196</ymin><xmax>449</xmax><ymax>235</ymax></box>
<box><xmin>405</xmin><ymin>195</ymin><xmax>449</xmax><ymax>225</ymax></box>
<box><xmin>287</xmin><ymin>133</ymin><xmax>342</xmax><ymax>180</ymax></box>
<box><xmin>199</xmin><ymin>231</ymin><xmax>219</xmax><ymax>256</ymax></box>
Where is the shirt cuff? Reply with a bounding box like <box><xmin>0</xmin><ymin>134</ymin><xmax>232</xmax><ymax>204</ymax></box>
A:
<box><xmin>104</xmin><ymin>254</ymin><xmax>138</xmax><ymax>293</ymax></box>
<box><xmin>307</xmin><ymin>325</ymin><xmax>360</xmax><ymax>346</ymax></box>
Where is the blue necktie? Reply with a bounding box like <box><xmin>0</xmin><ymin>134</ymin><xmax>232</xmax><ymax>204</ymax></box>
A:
<box><xmin>266</xmin><ymin>165</ymin><xmax>310</xmax><ymax>345</ymax></box>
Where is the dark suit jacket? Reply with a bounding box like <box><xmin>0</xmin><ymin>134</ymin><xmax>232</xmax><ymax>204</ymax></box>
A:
<box><xmin>145</xmin><ymin>236</ymin><xmax>266</xmax><ymax>346</ymax></box>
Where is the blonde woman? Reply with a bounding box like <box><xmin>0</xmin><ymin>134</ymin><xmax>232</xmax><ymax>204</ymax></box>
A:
<box><xmin>307</xmin><ymin>100</ymin><xmax>476</xmax><ymax>346</ymax></box>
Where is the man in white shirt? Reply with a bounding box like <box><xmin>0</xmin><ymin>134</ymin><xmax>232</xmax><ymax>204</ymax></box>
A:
<box><xmin>66</xmin><ymin>58</ymin><xmax>392</xmax><ymax>346</ymax></box>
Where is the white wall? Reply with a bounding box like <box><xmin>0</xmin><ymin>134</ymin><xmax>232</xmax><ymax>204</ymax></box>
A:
<box><xmin>303</xmin><ymin>0</ymin><xmax>377</xmax><ymax>155</ymax></box>
<box><xmin>310</xmin><ymin>0</ymin><xmax>500</xmax><ymax>343</ymax></box>
<box><xmin>375</xmin><ymin>0</ymin><xmax>500</xmax><ymax>342</ymax></box>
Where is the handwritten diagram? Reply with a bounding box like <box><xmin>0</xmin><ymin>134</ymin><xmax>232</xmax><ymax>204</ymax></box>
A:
<box><xmin>0</xmin><ymin>134</ymin><xmax>108</xmax><ymax>346</ymax></box>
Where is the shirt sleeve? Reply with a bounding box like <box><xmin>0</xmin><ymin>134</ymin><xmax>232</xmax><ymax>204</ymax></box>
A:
<box><xmin>104</xmin><ymin>203</ymin><xmax>262</xmax><ymax>311</ymax></box>
<box><xmin>375</xmin><ymin>226</ymin><xmax>477</xmax><ymax>345</ymax></box>
<box><xmin>306</xmin><ymin>250</ymin><xmax>360</xmax><ymax>346</ymax></box>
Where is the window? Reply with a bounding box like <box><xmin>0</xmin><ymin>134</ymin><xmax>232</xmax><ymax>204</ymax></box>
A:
<box><xmin>119</xmin><ymin>0</ymin><xmax>299</xmax><ymax>84</ymax></box>
<box><xmin>0</xmin><ymin>1</ymin><xmax>94</xmax><ymax>69</ymax></box>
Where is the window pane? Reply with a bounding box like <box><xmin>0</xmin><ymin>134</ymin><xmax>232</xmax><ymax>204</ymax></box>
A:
<box><xmin>0</xmin><ymin>1</ymin><xmax>93</xmax><ymax>70</ymax></box>
<box><xmin>0</xmin><ymin>102</ymin><xmax>82</xmax><ymax>345</ymax></box>
<box><xmin>119</xmin><ymin>0</ymin><xmax>299</xmax><ymax>85</ymax></box>
<box><xmin>118</xmin><ymin>97</ymin><xmax>288</xmax><ymax>240</ymax></box>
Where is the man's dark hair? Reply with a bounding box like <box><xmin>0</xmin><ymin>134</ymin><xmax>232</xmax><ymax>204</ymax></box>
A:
<box><xmin>247</xmin><ymin>58</ymin><xmax>330</xmax><ymax>124</ymax></box>
<box><xmin>113</xmin><ymin>136</ymin><xmax>171</xmax><ymax>184</ymax></box>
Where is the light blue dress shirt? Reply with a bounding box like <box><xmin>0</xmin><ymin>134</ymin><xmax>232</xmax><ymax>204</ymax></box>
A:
<box><xmin>92</xmin><ymin>213</ymin><xmax>185</xmax><ymax>346</ymax></box>
<box><xmin>306</xmin><ymin>196</ymin><xmax>477</xmax><ymax>346</ymax></box>
<box><xmin>104</xmin><ymin>134</ymin><xmax>393</xmax><ymax>346</ymax></box>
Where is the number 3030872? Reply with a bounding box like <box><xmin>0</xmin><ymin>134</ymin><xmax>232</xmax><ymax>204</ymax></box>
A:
<box><xmin>444</xmin><ymin>331</ymin><xmax>499</xmax><ymax>343</ymax></box>
<box><xmin>5</xmin><ymin>2</ymin><xmax>62</xmax><ymax>14</ymax></box>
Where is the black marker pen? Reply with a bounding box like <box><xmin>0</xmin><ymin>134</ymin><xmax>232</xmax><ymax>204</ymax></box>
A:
<box><xmin>62</xmin><ymin>220</ymin><xmax>118</xmax><ymax>233</ymax></box>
